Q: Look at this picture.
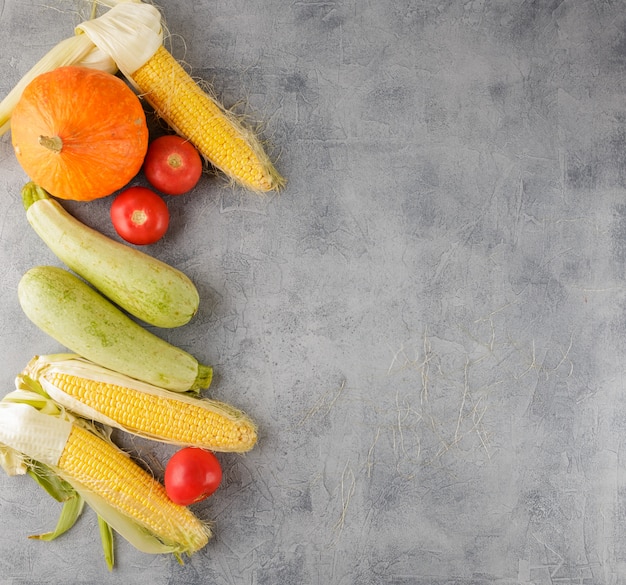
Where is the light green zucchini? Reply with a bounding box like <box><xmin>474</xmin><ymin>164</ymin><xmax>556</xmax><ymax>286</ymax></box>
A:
<box><xmin>18</xmin><ymin>266</ymin><xmax>212</xmax><ymax>393</ymax></box>
<box><xmin>22</xmin><ymin>182</ymin><xmax>199</xmax><ymax>329</ymax></box>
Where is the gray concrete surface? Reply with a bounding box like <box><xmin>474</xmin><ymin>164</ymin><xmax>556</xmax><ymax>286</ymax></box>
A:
<box><xmin>0</xmin><ymin>0</ymin><xmax>624</xmax><ymax>583</ymax></box>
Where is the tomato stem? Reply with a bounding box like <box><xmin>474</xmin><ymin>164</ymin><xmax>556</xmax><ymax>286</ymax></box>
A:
<box><xmin>131</xmin><ymin>209</ymin><xmax>147</xmax><ymax>226</ymax></box>
<box><xmin>167</xmin><ymin>153</ymin><xmax>183</xmax><ymax>169</ymax></box>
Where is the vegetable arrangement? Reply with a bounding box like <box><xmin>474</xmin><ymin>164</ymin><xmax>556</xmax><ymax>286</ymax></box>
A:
<box><xmin>22</xmin><ymin>183</ymin><xmax>198</xmax><ymax>328</ymax></box>
<box><xmin>18</xmin><ymin>266</ymin><xmax>213</xmax><ymax>393</ymax></box>
<box><xmin>0</xmin><ymin>387</ymin><xmax>211</xmax><ymax>564</ymax></box>
<box><xmin>0</xmin><ymin>0</ymin><xmax>283</xmax><ymax>571</ymax></box>
<box><xmin>77</xmin><ymin>3</ymin><xmax>285</xmax><ymax>193</ymax></box>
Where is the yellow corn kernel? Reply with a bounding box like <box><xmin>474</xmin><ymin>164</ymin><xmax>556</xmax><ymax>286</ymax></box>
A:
<box><xmin>48</xmin><ymin>371</ymin><xmax>257</xmax><ymax>453</ymax></box>
<box><xmin>58</xmin><ymin>424</ymin><xmax>210</xmax><ymax>554</ymax></box>
<box><xmin>132</xmin><ymin>45</ymin><xmax>284</xmax><ymax>193</ymax></box>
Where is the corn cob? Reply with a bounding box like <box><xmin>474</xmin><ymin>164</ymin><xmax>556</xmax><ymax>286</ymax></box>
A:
<box><xmin>59</xmin><ymin>424</ymin><xmax>210</xmax><ymax>554</ymax></box>
<box><xmin>24</xmin><ymin>354</ymin><xmax>257</xmax><ymax>453</ymax></box>
<box><xmin>132</xmin><ymin>45</ymin><xmax>284</xmax><ymax>192</ymax></box>
<box><xmin>0</xmin><ymin>400</ymin><xmax>211</xmax><ymax>556</ymax></box>
<box><xmin>76</xmin><ymin>3</ymin><xmax>285</xmax><ymax>193</ymax></box>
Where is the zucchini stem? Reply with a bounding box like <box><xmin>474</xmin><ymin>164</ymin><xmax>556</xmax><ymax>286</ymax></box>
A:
<box><xmin>193</xmin><ymin>364</ymin><xmax>213</xmax><ymax>391</ymax></box>
<box><xmin>21</xmin><ymin>182</ymin><xmax>51</xmax><ymax>211</ymax></box>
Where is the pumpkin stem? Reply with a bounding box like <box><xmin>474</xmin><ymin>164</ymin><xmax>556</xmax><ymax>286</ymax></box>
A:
<box><xmin>38</xmin><ymin>135</ymin><xmax>63</xmax><ymax>154</ymax></box>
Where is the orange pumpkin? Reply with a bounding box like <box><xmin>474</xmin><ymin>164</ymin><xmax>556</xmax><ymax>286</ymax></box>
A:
<box><xmin>11</xmin><ymin>66</ymin><xmax>149</xmax><ymax>201</ymax></box>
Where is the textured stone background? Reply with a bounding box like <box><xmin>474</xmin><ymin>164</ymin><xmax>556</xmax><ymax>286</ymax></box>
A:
<box><xmin>0</xmin><ymin>0</ymin><xmax>625</xmax><ymax>583</ymax></box>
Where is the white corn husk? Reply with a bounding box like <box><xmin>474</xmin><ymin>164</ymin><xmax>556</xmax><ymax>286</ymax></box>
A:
<box><xmin>0</xmin><ymin>446</ymin><xmax>28</xmax><ymax>477</ymax></box>
<box><xmin>76</xmin><ymin>41</ymin><xmax>118</xmax><ymax>72</ymax></box>
<box><xmin>92</xmin><ymin>0</ymin><xmax>143</xmax><ymax>7</ymax></box>
<box><xmin>0</xmin><ymin>400</ymin><xmax>72</xmax><ymax>468</ymax></box>
<box><xmin>76</xmin><ymin>2</ymin><xmax>163</xmax><ymax>83</ymax></box>
<box><xmin>0</xmin><ymin>377</ymin><xmax>92</xmax><ymax>473</ymax></box>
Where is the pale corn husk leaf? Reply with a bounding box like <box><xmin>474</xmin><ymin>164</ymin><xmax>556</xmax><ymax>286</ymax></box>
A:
<box><xmin>0</xmin><ymin>402</ymin><xmax>72</xmax><ymax>468</ymax></box>
<box><xmin>0</xmin><ymin>446</ymin><xmax>27</xmax><ymax>476</ymax></box>
<box><xmin>76</xmin><ymin>2</ymin><xmax>163</xmax><ymax>81</ymax></box>
<box><xmin>76</xmin><ymin>44</ymin><xmax>118</xmax><ymax>74</ymax></box>
<box><xmin>26</xmin><ymin>460</ymin><xmax>76</xmax><ymax>502</ymax></box>
<box><xmin>91</xmin><ymin>0</ymin><xmax>143</xmax><ymax>7</ymax></box>
<box><xmin>0</xmin><ymin>382</ymin><xmax>65</xmax><ymax>476</ymax></box>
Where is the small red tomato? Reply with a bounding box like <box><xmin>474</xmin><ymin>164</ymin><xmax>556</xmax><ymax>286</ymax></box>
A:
<box><xmin>143</xmin><ymin>135</ymin><xmax>203</xmax><ymax>195</ymax></box>
<box><xmin>165</xmin><ymin>447</ymin><xmax>223</xmax><ymax>506</ymax></box>
<box><xmin>110</xmin><ymin>186</ymin><xmax>169</xmax><ymax>245</ymax></box>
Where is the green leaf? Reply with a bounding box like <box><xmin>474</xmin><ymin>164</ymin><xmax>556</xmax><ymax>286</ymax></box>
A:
<box><xmin>98</xmin><ymin>515</ymin><xmax>115</xmax><ymax>571</ymax></box>
<box><xmin>14</xmin><ymin>374</ymin><xmax>49</xmax><ymax>399</ymax></box>
<box><xmin>7</xmin><ymin>375</ymin><xmax>61</xmax><ymax>416</ymax></box>
<box><xmin>27</xmin><ymin>461</ymin><xmax>76</xmax><ymax>502</ymax></box>
<box><xmin>29</xmin><ymin>493</ymin><xmax>84</xmax><ymax>541</ymax></box>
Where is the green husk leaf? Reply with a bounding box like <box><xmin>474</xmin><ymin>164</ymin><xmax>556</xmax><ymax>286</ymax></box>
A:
<box><xmin>98</xmin><ymin>515</ymin><xmax>115</xmax><ymax>571</ymax></box>
<box><xmin>29</xmin><ymin>492</ymin><xmax>84</xmax><ymax>541</ymax></box>
<box><xmin>23</xmin><ymin>461</ymin><xmax>84</xmax><ymax>541</ymax></box>
<box><xmin>6</xmin><ymin>376</ymin><xmax>58</xmax><ymax>414</ymax></box>
<box><xmin>27</xmin><ymin>460</ymin><xmax>75</xmax><ymax>502</ymax></box>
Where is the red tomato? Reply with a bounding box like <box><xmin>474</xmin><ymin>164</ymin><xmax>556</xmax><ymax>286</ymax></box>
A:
<box><xmin>164</xmin><ymin>447</ymin><xmax>223</xmax><ymax>506</ymax></box>
<box><xmin>143</xmin><ymin>135</ymin><xmax>203</xmax><ymax>195</ymax></box>
<box><xmin>110</xmin><ymin>186</ymin><xmax>169</xmax><ymax>245</ymax></box>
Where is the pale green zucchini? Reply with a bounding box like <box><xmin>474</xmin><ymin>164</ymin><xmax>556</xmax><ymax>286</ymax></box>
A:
<box><xmin>18</xmin><ymin>266</ymin><xmax>212</xmax><ymax>393</ymax></box>
<box><xmin>22</xmin><ymin>182</ymin><xmax>199</xmax><ymax>329</ymax></box>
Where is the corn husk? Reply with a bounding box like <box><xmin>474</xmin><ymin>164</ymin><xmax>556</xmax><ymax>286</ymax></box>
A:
<box><xmin>23</xmin><ymin>353</ymin><xmax>257</xmax><ymax>452</ymax></box>
<box><xmin>0</xmin><ymin>380</ymin><xmax>207</xmax><ymax>566</ymax></box>
<box><xmin>76</xmin><ymin>2</ymin><xmax>163</xmax><ymax>82</ymax></box>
